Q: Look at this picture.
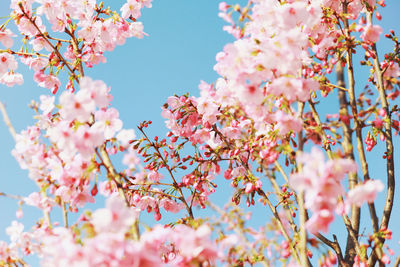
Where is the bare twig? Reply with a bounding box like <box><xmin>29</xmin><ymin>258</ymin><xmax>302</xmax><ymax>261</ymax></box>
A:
<box><xmin>0</xmin><ymin>191</ymin><xmax>24</xmax><ymax>200</ymax></box>
<box><xmin>62</xmin><ymin>200</ymin><xmax>68</xmax><ymax>228</ymax></box>
<box><xmin>0</xmin><ymin>101</ymin><xmax>16</xmax><ymax>140</ymax></box>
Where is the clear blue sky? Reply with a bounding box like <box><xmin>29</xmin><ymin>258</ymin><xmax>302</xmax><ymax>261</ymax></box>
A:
<box><xmin>0</xmin><ymin>0</ymin><xmax>399</xmax><ymax>265</ymax></box>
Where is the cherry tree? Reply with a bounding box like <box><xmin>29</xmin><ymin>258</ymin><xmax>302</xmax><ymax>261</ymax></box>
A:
<box><xmin>0</xmin><ymin>0</ymin><xmax>399</xmax><ymax>266</ymax></box>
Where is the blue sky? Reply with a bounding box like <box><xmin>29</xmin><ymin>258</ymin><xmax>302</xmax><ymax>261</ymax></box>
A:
<box><xmin>0</xmin><ymin>0</ymin><xmax>399</xmax><ymax>265</ymax></box>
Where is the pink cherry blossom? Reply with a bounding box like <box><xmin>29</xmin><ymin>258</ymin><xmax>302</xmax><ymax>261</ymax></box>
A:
<box><xmin>305</xmin><ymin>209</ymin><xmax>334</xmax><ymax>234</ymax></box>
<box><xmin>116</xmin><ymin>129</ymin><xmax>136</xmax><ymax>146</ymax></box>
<box><xmin>59</xmin><ymin>89</ymin><xmax>95</xmax><ymax>122</ymax></box>
<box><xmin>121</xmin><ymin>0</ymin><xmax>142</xmax><ymax>19</ymax></box>
<box><xmin>147</xmin><ymin>170</ymin><xmax>163</xmax><ymax>182</ymax></box>
<box><xmin>20</xmin><ymin>56</ymin><xmax>48</xmax><ymax>71</ymax></box>
<box><xmin>39</xmin><ymin>95</ymin><xmax>55</xmax><ymax>115</ymax></box>
<box><xmin>6</xmin><ymin>221</ymin><xmax>24</xmax><ymax>244</ymax></box>
<box><xmin>0</xmin><ymin>53</ymin><xmax>18</xmax><ymax>74</ymax></box>
<box><xmin>91</xmin><ymin>195</ymin><xmax>139</xmax><ymax>235</ymax></box>
<box><xmin>24</xmin><ymin>192</ymin><xmax>55</xmax><ymax>213</ymax></box>
<box><xmin>0</xmin><ymin>29</ymin><xmax>16</xmax><ymax>48</ymax></box>
<box><xmin>16</xmin><ymin>16</ymin><xmax>46</xmax><ymax>37</ymax></box>
<box><xmin>79</xmin><ymin>76</ymin><xmax>112</xmax><ymax>108</ymax></box>
<box><xmin>0</xmin><ymin>71</ymin><xmax>24</xmax><ymax>87</ymax></box>
<box><xmin>30</xmin><ymin>37</ymin><xmax>52</xmax><ymax>52</ymax></box>
<box><xmin>346</xmin><ymin>180</ymin><xmax>384</xmax><ymax>207</ymax></box>
<box><xmin>129</xmin><ymin>21</ymin><xmax>146</xmax><ymax>39</ymax></box>
<box><xmin>160</xmin><ymin>198</ymin><xmax>183</xmax><ymax>213</ymax></box>
<box><xmin>98</xmin><ymin>180</ymin><xmax>119</xmax><ymax>196</ymax></box>
<box><xmin>273</xmin><ymin>110</ymin><xmax>303</xmax><ymax>136</ymax></box>
<box><xmin>47</xmin><ymin>120</ymin><xmax>76</xmax><ymax>159</ymax></box>
<box><xmin>171</xmin><ymin>224</ymin><xmax>220</xmax><ymax>265</ymax></box>
<box><xmin>122</xmin><ymin>149</ymin><xmax>140</xmax><ymax>169</ymax></box>
<box><xmin>93</xmin><ymin>108</ymin><xmax>123</xmax><ymax>139</ymax></box>
<box><xmin>361</xmin><ymin>24</ymin><xmax>383</xmax><ymax>44</ymax></box>
<box><xmin>139</xmin><ymin>0</ymin><xmax>153</xmax><ymax>8</ymax></box>
<box><xmin>268</xmin><ymin>77</ymin><xmax>318</xmax><ymax>103</ymax></box>
<box><xmin>291</xmin><ymin>148</ymin><xmax>358</xmax><ymax>233</ymax></box>
<box><xmin>73</xmin><ymin>125</ymin><xmax>104</xmax><ymax>159</ymax></box>
<box><xmin>136</xmin><ymin>195</ymin><xmax>158</xmax><ymax>211</ymax></box>
<box><xmin>33</xmin><ymin>71</ymin><xmax>61</xmax><ymax>94</ymax></box>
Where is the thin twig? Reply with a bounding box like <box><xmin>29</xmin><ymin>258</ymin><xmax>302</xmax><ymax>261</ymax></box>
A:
<box><xmin>19</xmin><ymin>7</ymin><xmax>75</xmax><ymax>75</ymax></box>
<box><xmin>0</xmin><ymin>191</ymin><xmax>24</xmax><ymax>200</ymax></box>
<box><xmin>62</xmin><ymin>200</ymin><xmax>68</xmax><ymax>228</ymax></box>
<box><xmin>0</xmin><ymin>101</ymin><xmax>16</xmax><ymax>140</ymax></box>
<box><xmin>138</xmin><ymin>127</ymin><xmax>194</xmax><ymax>219</ymax></box>
<box><xmin>211</xmin><ymin>125</ymin><xmax>301</xmax><ymax>265</ymax></box>
<box><xmin>326</xmin><ymin>82</ymin><xmax>348</xmax><ymax>92</ymax></box>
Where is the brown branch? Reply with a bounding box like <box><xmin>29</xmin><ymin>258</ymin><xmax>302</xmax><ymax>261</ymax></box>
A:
<box><xmin>266</xmin><ymin>173</ymin><xmax>298</xmax><ymax>233</ymax></box>
<box><xmin>97</xmin><ymin>145</ymin><xmax>128</xmax><ymax>203</ymax></box>
<box><xmin>326</xmin><ymin>82</ymin><xmax>348</xmax><ymax>92</ymax></box>
<box><xmin>19</xmin><ymin>7</ymin><xmax>75</xmax><ymax>75</ymax></box>
<box><xmin>65</xmin><ymin>27</ymin><xmax>85</xmax><ymax>77</ymax></box>
<box><xmin>308</xmin><ymin>97</ymin><xmax>363</xmax><ymax>261</ymax></box>
<box><xmin>395</xmin><ymin>256</ymin><xmax>400</xmax><ymax>267</ymax></box>
<box><xmin>296</xmin><ymin>101</ymin><xmax>311</xmax><ymax>267</ymax></box>
<box><xmin>366</xmin><ymin>12</ymin><xmax>395</xmax><ymax>267</ymax></box>
<box><xmin>336</xmin><ymin>63</ymin><xmax>363</xmax><ymax>263</ymax></box>
<box><xmin>316</xmin><ymin>234</ymin><xmax>347</xmax><ymax>266</ymax></box>
<box><xmin>340</xmin><ymin>2</ymin><xmax>381</xmax><ymax>264</ymax></box>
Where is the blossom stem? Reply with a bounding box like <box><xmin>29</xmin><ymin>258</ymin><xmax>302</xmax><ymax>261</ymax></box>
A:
<box><xmin>19</xmin><ymin>7</ymin><xmax>75</xmax><ymax>76</ymax></box>
<box><xmin>65</xmin><ymin>27</ymin><xmax>85</xmax><ymax>77</ymax></box>
<box><xmin>138</xmin><ymin>127</ymin><xmax>194</xmax><ymax>219</ymax></box>
<box><xmin>210</xmin><ymin>126</ymin><xmax>301</xmax><ymax>265</ymax></box>
<box><xmin>308</xmin><ymin>100</ymin><xmax>333</xmax><ymax>158</ymax></box>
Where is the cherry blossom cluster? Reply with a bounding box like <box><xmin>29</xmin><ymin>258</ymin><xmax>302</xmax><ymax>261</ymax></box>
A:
<box><xmin>0</xmin><ymin>196</ymin><xmax>220</xmax><ymax>266</ymax></box>
<box><xmin>0</xmin><ymin>0</ymin><xmax>399</xmax><ymax>266</ymax></box>
<box><xmin>10</xmin><ymin>77</ymin><xmax>122</xmax><ymax>210</ymax></box>
<box><xmin>215</xmin><ymin>0</ymin><xmax>323</xmax><ymax>137</ymax></box>
<box><xmin>290</xmin><ymin>148</ymin><xmax>381</xmax><ymax>234</ymax></box>
<box><xmin>1</xmin><ymin>0</ymin><xmax>151</xmax><ymax>91</ymax></box>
